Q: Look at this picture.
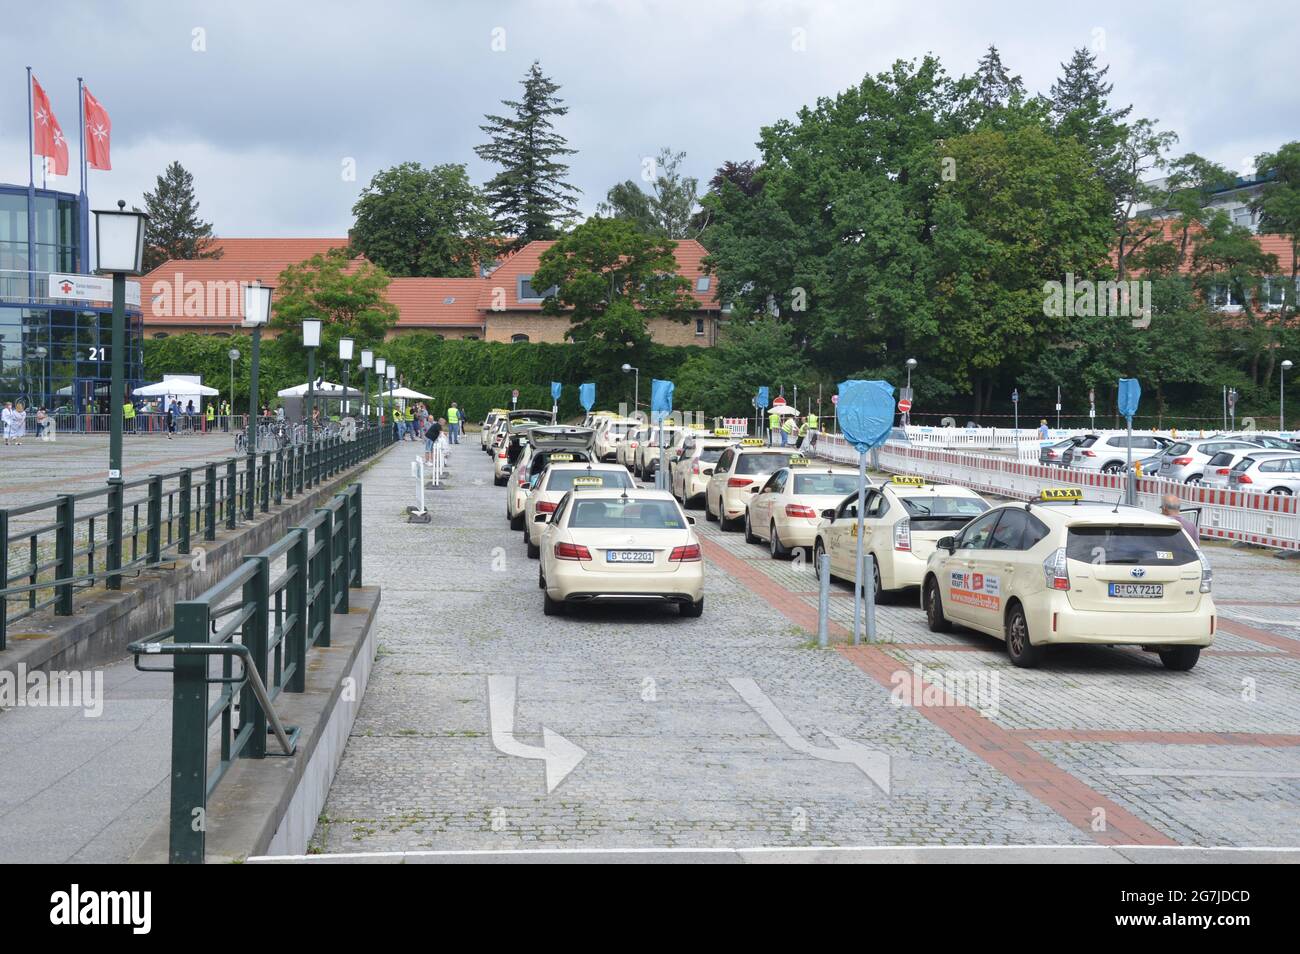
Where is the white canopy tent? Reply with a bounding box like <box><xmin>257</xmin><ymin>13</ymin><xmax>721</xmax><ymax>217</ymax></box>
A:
<box><xmin>389</xmin><ymin>386</ymin><xmax>433</xmax><ymax>400</ymax></box>
<box><xmin>135</xmin><ymin>380</ymin><xmax>220</xmax><ymax>397</ymax></box>
<box><xmin>769</xmin><ymin>404</ymin><xmax>800</xmax><ymax>416</ymax></box>
<box><xmin>276</xmin><ymin>381</ymin><xmax>364</xmax><ymax>399</ymax></box>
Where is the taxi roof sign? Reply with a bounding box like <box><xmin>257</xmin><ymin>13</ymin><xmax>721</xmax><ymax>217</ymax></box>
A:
<box><xmin>1040</xmin><ymin>487</ymin><xmax>1083</xmax><ymax>501</ymax></box>
<box><xmin>713</xmin><ymin>427</ymin><xmax>731</xmax><ymax>436</ymax></box>
<box><xmin>788</xmin><ymin>456</ymin><xmax>811</xmax><ymax>466</ymax></box>
<box><xmin>740</xmin><ymin>437</ymin><xmax>766</xmax><ymax>446</ymax></box>
<box><xmin>572</xmin><ymin>476</ymin><xmax>604</xmax><ymax>487</ymax></box>
<box><xmin>550</xmin><ymin>453</ymin><xmax>575</xmax><ymax>461</ymax></box>
<box><xmin>890</xmin><ymin>475</ymin><xmax>926</xmax><ymax>486</ymax></box>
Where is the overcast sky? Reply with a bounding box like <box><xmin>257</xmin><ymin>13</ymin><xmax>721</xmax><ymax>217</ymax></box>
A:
<box><xmin>1</xmin><ymin>0</ymin><xmax>1293</xmax><ymax>238</ymax></box>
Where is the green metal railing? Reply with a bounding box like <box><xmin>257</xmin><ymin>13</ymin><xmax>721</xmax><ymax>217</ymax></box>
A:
<box><xmin>129</xmin><ymin>483</ymin><xmax>365</xmax><ymax>863</ymax></box>
<box><xmin>0</xmin><ymin>425</ymin><xmax>390</xmax><ymax>650</ymax></box>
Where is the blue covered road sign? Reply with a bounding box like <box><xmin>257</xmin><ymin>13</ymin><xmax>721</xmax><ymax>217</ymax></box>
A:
<box><xmin>579</xmin><ymin>382</ymin><xmax>595</xmax><ymax>413</ymax></box>
<box><xmin>1118</xmin><ymin>378</ymin><xmax>1141</xmax><ymax>420</ymax></box>
<box><xmin>837</xmin><ymin>380</ymin><xmax>897</xmax><ymax>453</ymax></box>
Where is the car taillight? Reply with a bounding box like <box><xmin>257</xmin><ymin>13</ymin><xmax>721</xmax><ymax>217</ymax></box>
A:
<box><xmin>727</xmin><ymin>477</ymin><xmax>753</xmax><ymax>488</ymax></box>
<box><xmin>1236</xmin><ymin>474</ymin><xmax>1253</xmax><ymax>484</ymax></box>
<box><xmin>1042</xmin><ymin>546</ymin><xmax>1070</xmax><ymax>590</ymax></box>
<box><xmin>669</xmin><ymin>544</ymin><xmax>701</xmax><ymax>562</ymax></box>
<box><xmin>1172</xmin><ymin>456</ymin><xmax>1192</xmax><ymax>466</ymax></box>
<box><xmin>1216</xmin><ymin>468</ymin><xmax>1229</xmax><ymax>475</ymax></box>
<box><xmin>1198</xmin><ymin>550</ymin><xmax>1213</xmax><ymax>594</ymax></box>
<box><xmin>785</xmin><ymin>503</ymin><xmax>817</xmax><ymax>518</ymax></box>
<box><xmin>1080</xmin><ymin>449</ymin><xmax>1096</xmax><ymax>457</ymax></box>
<box><xmin>498</xmin><ymin>452</ymin><xmax>507</xmax><ymax>459</ymax></box>
<box><xmin>692</xmin><ymin>461</ymin><xmax>701</xmax><ymax>475</ymax></box>
<box><xmin>554</xmin><ymin>542</ymin><xmax>591</xmax><ymax>561</ymax></box>
<box><xmin>893</xmin><ymin>518</ymin><xmax>911</xmax><ymax>551</ymax></box>
<box><xmin>518</xmin><ymin>473</ymin><xmax>529</xmax><ymax>485</ymax></box>
<box><xmin>537</xmin><ymin>501</ymin><xmax>557</xmax><ymax>513</ymax></box>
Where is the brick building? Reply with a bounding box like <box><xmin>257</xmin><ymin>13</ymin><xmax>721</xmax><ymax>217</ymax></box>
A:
<box><xmin>142</xmin><ymin>237</ymin><xmax>721</xmax><ymax>344</ymax></box>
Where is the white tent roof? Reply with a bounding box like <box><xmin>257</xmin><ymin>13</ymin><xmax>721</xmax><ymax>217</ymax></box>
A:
<box><xmin>135</xmin><ymin>380</ymin><xmax>220</xmax><ymax>397</ymax></box>
<box><xmin>769</xmin><ymin>404</ymin><xmax>800</xmax><ymax>416</ymax></box>
<box><xmin>390</xmin><ymin>386</ymin><xmax>433</xmax><ymax>400</ymax></box>
<box><xmin>276</xmin><ymin>381</ymin><xmax>363</xmax><ymax>398</ymax></box>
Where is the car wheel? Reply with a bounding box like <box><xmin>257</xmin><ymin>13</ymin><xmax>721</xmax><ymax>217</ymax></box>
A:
<box><xmin>1101</xmin><ymin>462</ymin><xmax>1123</xmax><ymax>475</ymax></box>
<box><xmin>744</xmin><ymin>512</ymin><xmax>761</xmax><ymax>544</ymax></box>
<box><xmin>720</xmin><ymin>511</ymin><xmax>738</xmax><ymax>532</ymax></box>
<box><xmin>1269</xmin><ymin>487</ymin><xmax>1292</xmax><ymax>496</ymax></box>
<box><xmin>871</xmin><ymin>555</ymin><xmax>886</xmax><ymax>603</ymax></box>
<box><xmin>679</xmin><ymin>598</ymin><xmax>704</xmax><ymax>618</ymax></box>
<box><xmin>1159</xmin><ymin>645</ymin><xmax>1201</xmax><ymax>671</ymax></box>
<box><xmin>1185</xmin><ymin>474</ymin><xmax>1202</xmax><ymax>485</ymax></box>
<box><xmin>543</xmin><ymin>590</ymin><xmax>566</xmax><ymax>616</ymax></box>
<box><xmin>813</xmin><ymin>539</ymin><xmax>829</xmax><ymax>578</ymax></box>
<box><xmin>493</xmin><ymin>475</ymin><xmax>506</xmax><ymax>486</ymax></box>
<box><xmin>770</xmin><ymin>523</ymin><xmax>791</xmax><ymax>559</ymax></box>
<box><xmin>527</xmin><ymin>538</ymin><xmax>540</xmax><ymax>559</ymax></box>
<box><xmin>924</xmin><ymin>577</ymin><xmax>951</xmax><ymax>633</ymax></box>
<box><xmin>538</xmin><ymin>567</ymin><xmax>546</xmax><ymax>589</ymax></box>
<box><xmin>1005</xmin><ymin>603</ymin><xmax>1042</xmax><ymax>668</ymax></box>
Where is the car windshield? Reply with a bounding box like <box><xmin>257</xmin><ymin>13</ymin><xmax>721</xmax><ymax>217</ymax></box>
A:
<box><xmin>1167</xmin><ymin>443</ymin><xmax>1191</xmax><ymax>455</ymax></box>
<box><xmin>546</xmin><ymin>469</ymin><xmax>632</xmax><ymax>491</ymax></box>
<box><xmin>793</xmin><ymin>474</ymin><xmax>859</xmax><ymax>495</ymax></box>
<box><xmin>568</xmin><ymin>499</ymin><xmax>686</xmax><ymax>530</ymax></box>
<box><xmin>899</xmin><ymin>496</ymin><xmax>990</xmax><ymax>518</ymax></box>
<box><xmin>1065</xmin><ymin>526</ymin><xmax>1198</xmax><ymax>565</ymax></box>
<box><xmin>698</xmin><ymin>447</ymin><xmax>727</xmax><ymax>463</ymax></box>
<box><xmin>607</xmin><ymin>423</ymin><xmax>635</xmax><ymax>435</ymax></box>
<box><xmin>735</xmin><ymin>452</ymin><xmax>793</xmax><ymax>475</ymax></box>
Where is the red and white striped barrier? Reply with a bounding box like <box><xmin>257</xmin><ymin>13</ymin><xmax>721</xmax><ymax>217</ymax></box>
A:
<box><xmin>812</xmin><ymin>433</ymin><xmax>1300</xmax><ymax>551</ymax></box>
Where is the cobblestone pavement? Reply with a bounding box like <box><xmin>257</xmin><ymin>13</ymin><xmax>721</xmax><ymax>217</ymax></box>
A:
<box><xmin>314</xmin><ymin>441</ymin><xmax>1299</xmax><ymax>855</ymax></box>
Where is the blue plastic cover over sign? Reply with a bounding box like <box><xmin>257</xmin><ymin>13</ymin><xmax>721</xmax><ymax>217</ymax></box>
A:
<box><xmin>578</xmin><ymin>382</ymin><xmax>595</xmax><ymax>412</ymax></box>
<box><xmin>551</xmin><ymin>382</ymin><xmax>562</xmax><ymax>402</ymax></box>
<box><xmin>650</xmin><ymin>379</ymin><xmax>674</xmax><ymax>421</ymax></box>
<box><xmin>1117</xmin><ymin>378</ymin><xmax>1141</xmax><ymax>420</ymax></box>
<box><xmin>837</xmin><ymin>380</ymin><xmax>897</xmax><ymax>452</ymax></box>
<box><xmin>756</xmin><ymin>386</ymin><xmax>769</xmax><ymax>410</ymax></box>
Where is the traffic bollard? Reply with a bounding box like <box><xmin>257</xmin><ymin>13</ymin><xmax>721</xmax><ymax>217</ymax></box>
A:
<box><xmin>817</xmin><ymin>551</ymin><xmax>831</xmax><ymax>648</ymax></box>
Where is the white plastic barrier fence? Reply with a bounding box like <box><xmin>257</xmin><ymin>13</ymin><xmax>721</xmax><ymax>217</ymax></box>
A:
<box><xmin>720</xmin><ymin>417</ymin><xmax>749</xmax><ymax>437</ymax></box>
<box><xmin>426</xmin><ymin>438</ymin><xmax>449</xmax><ymax>488</ymax></box>
<box><xmin>812</xmin><ymin>432</ymin><xmax>1300</xmax><ymax>551</ymax></box>
<box><xmin>409</xmin><ymin>457</ymin><xmax>428</xmax><ymax>517</ymax></box>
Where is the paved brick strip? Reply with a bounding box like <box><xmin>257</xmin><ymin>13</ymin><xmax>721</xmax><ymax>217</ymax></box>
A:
<box><xmin>697</xmin><ymin>535</ymin><xmax>1178</xmax><ymax>847</ymax></box>
<box><xmin>1010</xmin><ymin>729</ymin><xmax>1300</xmax><ymax>747</ymax></box>
<box><xmin>1215</xmin><ymin>617</ymin><xmax>1300</xmax><ymax>656</ymax></box>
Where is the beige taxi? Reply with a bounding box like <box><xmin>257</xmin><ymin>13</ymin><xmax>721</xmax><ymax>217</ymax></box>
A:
<box><xmin>745</xmin><ymin>458</ymin><xmax>862</xmax><ymax>558</ymax></box>
<box><xmin>523</xmin><ymin>462</ymin><xmax>636</xmax><ymax>557</ymax></box>
<box><xmin>922</xmin><ymin>488</ymin><xmax>1215</xmax><ymax>669</ymax></box>
<box><xmin>593</xmin><ymin>416</ymin><xmax>639</xmax><ymax>461</ymax></box>
<box><xmin>615</xmin><ymin>425</ymin><xmax>650</xmax><ymax>471</ymax></box>
<box><xmin>505</xmin><ymin>425</ymin><xmax>595</xmax><ymax>529</ymax></box>
<box><xmin>672</xmin><ymin>431</ymin><xmax>736</xmax><ymax>507</ymax></box>
<box><xmin>634</xmin><ymin>425</ymin><xmax>685</xmax><ymax>479</ymax></box>
<box><xmin>813</xmin><ymin>476</ymin><xmax>990</xmax><ymax>596</ymax></box>
<box><xmin>703</xmin><ymin>440</ymin><xmax>799</xmax><ymax>530</ymax></box>
<box><xmin>536</xmin><ymin>488</ymin><xmax>705</xmax><ymax>617</ymax></box>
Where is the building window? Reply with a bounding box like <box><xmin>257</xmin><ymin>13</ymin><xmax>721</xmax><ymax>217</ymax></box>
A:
<box><xmin>1231</xmin><ymin>206</ymin><xmax>1256</xmax><ymax>231</ymax></box>
<box><xmin>695</xmin><ymin>318</ymin><xmax>705</xmax><ymax>336</ymax></box>
<box><xmin>152</xmin><ymin>332</ymin><xmax>169</xmax><ymax>339</ymax></box>
<box><xmin>511</xmin><ymin>333</ymin><xmax>530</xmax><ymax>343</ymax></box>
<box><xmin>518</xmin><ymin>276</ymin><xmax>556</xmax><ymax>301</ymax></box>
<box><xmin>465</xmin><ymin>335</ymin><xmax>479</xmax><ymax>341</ymax></box>
<box><xmin>212</xmin><ymin>331</ymin><xmax>230</xmax><ymax>338</ymax></box>
<box><xmin>696</xmin><ymin>276</ymin><xmax>710</xmax><ymax>292</ymax></box>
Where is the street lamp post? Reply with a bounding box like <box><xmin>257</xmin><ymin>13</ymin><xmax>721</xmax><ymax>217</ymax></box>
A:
<box><xmin>339</xmin><ymin>338</ymin><xmax>354</xmax><ymax>417</ymax></box>
<box><xmin>375</xmin><ymin>358</ymin><xmax>388</xmax><ymax>430</ymax></box>
<box><xmin>93</xmin><ymin>199</ymin><xmax>148</xmax><ymax>591</ymax></box>
<box><xmin>360</xmin><ymin>349</ymin><xmax>373</xmax><ymax>423</ymax></box>
<box><xmin>386</xmin><ymin>364</ymin><xmax>396</xmax><ymax>439</ymax></box>
<box><xmin>242</xmin><ymin>281</ymin><xmax>273</xmax><ymax>519</ymax></box>
<box><xmin>33</xmin><ymin>345</ymin><xmax>47</xmax><ymax>409</ymax></box>
<box><xmin>227</xmin><ymin>347</ymin><xmax>240</xmax><ymax>429</ymax></box>
<box><xmin>1282</xmin><ymin>360</ymin><xmax>1294</xmax><ymax>432</ymax></box>
<box><xmin>621</xmin><ymin>363</ymin><xmax>640</xmax><ymax>417</ymax></box>
<box><xmin>303</xmin><ymin>319</ymin><xmax>321</xmax><ymax>441</ymax></box>
<box><xmin>904</xmin><ymin>357</ymin><xmax>917</xmax><ymax>426</ymax></box>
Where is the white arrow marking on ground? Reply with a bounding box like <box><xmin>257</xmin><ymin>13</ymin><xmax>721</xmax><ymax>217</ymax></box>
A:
<box><xmin>487</xmin><ymin>675</ymin><xmax>586</xmax><ymax>793</ymax></box>
<box><xmin>728</xmin><ymin>678</ymin><xmax>891</xmax><ymax>794</ymax></box>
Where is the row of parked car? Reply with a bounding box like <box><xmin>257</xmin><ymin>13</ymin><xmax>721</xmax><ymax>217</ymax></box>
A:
<box><xmin>1038</xmin><ymin>432</ymin><xmax>1300</xmax><ymax>493</ymax></box>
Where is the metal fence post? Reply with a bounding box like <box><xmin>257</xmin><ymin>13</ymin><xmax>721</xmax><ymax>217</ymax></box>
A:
<box><xmin>55</xmin><ymin>494</ymin><xmax>75</xmax><ymax>615</ymax></box>
<box><xmin>107</xmin><ymin>481</ymin><xmax>124</xmax><ymax>590</ymax></box>
<box><xmin>205</xmin><ymin>464</ymin><xmax>217</xmax><ymax>541</ymax></box>
<box><xmin>0</xmin><ymin>510</ymin><xmax>7</xmax><ymax>650</ymax></box>
<box><xmin>314</xmin><ymin>508</ymin><xmax>332</xmax><ymax>647</ymax></box>
<box><xmin>179</xmin><ymin>469</ymin><xmax>193</xmax><ymax>555</ymax></box>
<box><xmin>288</xmin><ymin>527</ymin><xmax>309</xmax><ymax>692</ymax></box>
<box><xmin>334</xmin><ymin>493</ymin><xmax>350</xmax><ymax>613</ymax></box>
<box><xmin>284</xmin><ymin>447</ymin><xmax>294</xmax><ymax>500</ymax></box>
<box><xmin>170</xmin><ymin>600</ymin><xmax>210</xmax><ymax>864</ymax></box>
<box><xmin>147</xmin><ymin>475</ymin><xmax>163</xmax><ymax>565</ymax></box>
<box><xmin>274</xmin><ymin>447</ymin><xmax>284</xmax><ymax>506</ymax></box>
<box><xmin>243</xmin><ymin>555</ymin><xmax>270</xmax><ymax>759</ymax></box>
<box><xmin>352</xmin><ymin>484</ymin><xmax>362</xmax><ymax>584</ymax></box>
<box><xmin>260</xmin><ymin>451</ymin><xmax>271</xmax><ymax>513</ymax></box>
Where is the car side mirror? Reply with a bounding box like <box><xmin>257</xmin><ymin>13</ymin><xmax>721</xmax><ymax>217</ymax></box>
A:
<box><xmin>937</xmin><ymin>535</ymin><xmax>956</xmax><ymax>553</ymax></box>
<box><xmin>821</xmin><ymin>509</ymin><xmax>835</xmax><ymax>521</ymax></box>
<box><xmin>702</xmin><ymin>467</ymin><xmax>714</xmax><ymax>476</ymax></box>
<box><xmin>687</xmin><ymin>516</ymin><xmax>696</xmax><ymax>525</ymax></box>
<box><xmin>503</xmin><ymin>466</ymin><xmax>513</xmax><ymax>475</ymax></box>
<box><xmin>534</xmin><ymin>513</ymin><xmax>550</xmax><ymax>523</ymax></box>
<box><xmin>748</xmin><ymin>485</ymin><xmax>760</xmax><ymax>494</ymax></box>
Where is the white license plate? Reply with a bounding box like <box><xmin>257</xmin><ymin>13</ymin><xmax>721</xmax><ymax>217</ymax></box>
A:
<box><xmin>607</xmin><ymin>550</ymin><xmax>654</xmax><ymax>564</ymax></box>
<box><xmin>1108</xmin><ymin>583</ymin><xmax>1164</xmax><ymax>598</ymax></box>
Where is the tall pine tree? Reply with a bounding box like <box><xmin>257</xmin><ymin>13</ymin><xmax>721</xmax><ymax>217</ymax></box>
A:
<box><xmin>140</xmin><ymin>161</ymin><xmax>220</xmax><ymax>271</ymax></box>
<box><xmin>476</xmin><ymin>61</ymin><xmax>581</xmax><ymax>248</ymax></box>
<box><xmin>1050</xmin><ymin>48</ymin><xmax>1133</xmax><ymax>203</ymax></box>
<box><xmin>972</xmin><ymin>45</ymin><xmax>1025</xmax><ymax>113</ymax></box>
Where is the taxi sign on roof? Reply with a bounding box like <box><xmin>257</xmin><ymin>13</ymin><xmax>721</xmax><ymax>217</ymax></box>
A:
<box><xmin>890</xmin><ymin>475</ymin><xmax>926</xmax><ymax>485</ymax></box>
<box><xmin>550</xmin><ymin>453</ymin><xmax>574</xmax><ymax>462</ymax></box>
<box><xmin>1040</xmin><ymin>487</ymin><xmax>1083</xmax><ymax>501</ymax></box>
<box><xmin>740</xmin><ymin>437</ymin><xmax>766</xmax><ymax>446</ymax></box>
<box><xmin>572</xmin><ymin>476</ymin><xmax>604</xmax><ymax>487</ymax></box>
<box><xmin>713</xmin><ymin>428</ymin><xmax>731</xmax><ymax>436</ymax></box>
<box><xmin>788</xmin><ymin>456</ymin><xmax>811</xmax><ymax>466</ymax></box>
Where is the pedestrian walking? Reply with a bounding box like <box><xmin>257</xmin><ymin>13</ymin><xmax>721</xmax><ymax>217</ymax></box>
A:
<box><xmin>205</xmin><ymin>402</ymin><xmax>215</xmax><ymax>432</ymax></box>
<box><xmin>2</xmin><ymin>401</ymin><xmax>14</xmax><ymax>446</ymax></box>
<box><xmin>1037</xmin><ymin>419</ymin><xmax>1050</xmax><ymax>440</ymax></box>
<box><xmin>167</xmin><ymin>400</ymin><xmax>179</xmax><ymax>439</ymax></box>
<box><xmin>123</xmin><ymin>395</ymin><xmax>136</xmax><ymax>434</ymax></box>
<box><xmin>447</xmin><ymin>402</ymin><xmax>462</xmax><ymax>444</ymax></box>
<box><xmin>35</xmin><ymin>406</ymin><xmax>48</xmax><ymax>439</ymax></box>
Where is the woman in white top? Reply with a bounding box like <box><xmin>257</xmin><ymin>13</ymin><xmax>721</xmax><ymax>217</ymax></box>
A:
<box><xmin>1</xmin><ymin>402</ymin><xmax>14</xmax><ymax>445</ymax></box>
<box><xmin>10</xmin><ymin>401</ymin><xmax>27</xmax><ymax>445</ymax></box>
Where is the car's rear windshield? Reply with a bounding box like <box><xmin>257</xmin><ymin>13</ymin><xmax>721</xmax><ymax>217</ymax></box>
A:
<box><xmin>793</xmin><ymin>474</ymin><xmax>859</xmax><ymax>495</ymax></box>
<box><xmin>1230</xmin><ymin>457</ymin><xmax>1257</xmax><ymax>472</ymax></box>
<box><xmin>535</xmin><ymin>450</ymin><xmax>590</xmax><ymax>468</ymax></box>
<box><xmin>606</xmin><ymin>422</ymin><xmax>635</xmax><ymax>435</ymax></box>
<box><xmin>1078</xmin><ymin>436</ymin><xmax>1099</xmax><ymax>448</ymax></box>
<box><xmin>1206</xmin><ymin>452</ymin><xmax>1236</xmax><ymax>466</ymax></box>
<box><xmin>545</xmin><ymin>469</ymin><xmax>632</xmax><ymax>491</ymax></box>
<box><xmin>568</xmin><ymin>499</ymin><xmax>685</xmax><ymax>530</ymax></box>
<box><xmin>1167</xmin><ymin>442</ymin><xmax>1191</xmax><ymax>456</ymax></box>
<box><xmin>899</xmin><ymin>496</ymin><xmax>989</xmax><ymax>519</ymax></box>
<box><xmin>1066</xmin><ymin>526</ymin><xmax>1197</xmax><ymax>565</ymax></box>
<box><xmin>697</xmin><ymin>447</ymin><xmax>726</xmax><ymax>463</ymax></box>
<box><xmin>735</xmin><ymin>452</ymin><xmax>793</xmax><ymax>475</ymax></box>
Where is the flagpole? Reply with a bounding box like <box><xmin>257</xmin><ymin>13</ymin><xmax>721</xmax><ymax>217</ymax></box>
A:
<box><xmin>78</xmin><ymin>77</ymin><xmax>90</xmax><ymax>273</ymax></box>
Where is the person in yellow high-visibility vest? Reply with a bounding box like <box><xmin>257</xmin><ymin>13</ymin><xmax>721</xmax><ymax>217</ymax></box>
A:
<box><xmin>806</xmin><ymin>412</ymin><xmax>818</xmax><ymax>433</ymax></box>
<box><xmin>204</xmin><ymin>402</ymin><xmax>215</xmax><ymax>432</ymax></box>
<box><xmin>768</xmin><ymin>409</ymin><xmax>780</xmax><ymax>445</ymax></box>
<box><xmin>782</xmin><ymin>416</ymin><xmax>797</xmax><ymax>445</ymax></box>
<box><xmin>122</xmin><ymin>398</ymin><xmax>136</xmax><ymax>435</ymax></box>
<box><xmin>447</xmin><ymin>402</ymin><xmax>462</xmax><ymax>444</ymax></box>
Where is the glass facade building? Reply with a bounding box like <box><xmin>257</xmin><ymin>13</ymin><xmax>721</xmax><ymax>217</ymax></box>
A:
<box><xmin>0</xmin><ymin>182</ymin><xmax>143</xmax><ymax>412</ymax></box>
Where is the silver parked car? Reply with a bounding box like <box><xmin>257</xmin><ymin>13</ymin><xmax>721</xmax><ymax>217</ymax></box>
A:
<box><xmin>1202</xmin><ymin>449</ymin><xmax>1297</xmax><ymax>489</ymax></box>
<box><xmin>1158</xmin><ymin>439</ymin><xmax>1265</xmax><ymax>484</ymax></box>
<box><xmin>1227</xmin><ymin>453</ymin><xmax>1300</xmax><ymax>495</ymax></box>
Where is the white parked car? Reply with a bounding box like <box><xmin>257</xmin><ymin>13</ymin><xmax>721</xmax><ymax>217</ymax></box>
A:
<box><xmin>1201</xmin><ymin>449</ymin><xmax>1294</xmax><ymax>489</ymax></box>
<box><xmin>1156</xmin><ymin>439</ymin><xmax>1264</xmax><ymax>484</ymax></box>
<box><xmin>1071</xmin><ymin>434</ymin><xmax>1170</xmax><ymax>474</ymax></box>
<box><xmin>1227</xmin><ymin>453</ymin><xmax>1300</xmax><ymax>495</ymax></box>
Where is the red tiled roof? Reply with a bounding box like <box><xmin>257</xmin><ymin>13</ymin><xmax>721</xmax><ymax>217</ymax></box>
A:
<box><xmin>1125</xmin><ymin>220</ymin><xmax>1296</xmax><ymax>274</ymax></box>
<box><xmin>477</xmin><ymin>238</ymin><xmax>719</xmax><ymax>311</ymax></box>
<box><xmin>205</xmin><ymin>237</ymin><xmax>350</xmax><ymax>261</ymax></box>
<box><xmin>383</xmin><ymin>277</ymin><xmax>484</xmax><ymax>327</ymax></box>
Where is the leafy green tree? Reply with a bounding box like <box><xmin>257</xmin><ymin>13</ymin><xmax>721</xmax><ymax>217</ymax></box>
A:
<box><xmin>971</xmin><ymin>45</ymin><xmax>1026</xmax><ymax>114</ymax></box>
<box><xmin>1252</xmin><ymin>141</ymin><xmax>1300</xmax><ymax>382</ymax></box>
<box><xmin>270</xmin><ymin>249</ymin><xmax>399</xmax><ymax>377</ymax></box>
<box><xmin>350</xmin><ymin>162</ymin><xmax>495</xmax><ymax>277</ymax></box>
<box><xmin>476</xmin><ymin>61</ymin><xmax>581</xmax><ymax>247</ymax></box>
<box><xmin>140</xmin><ymin>161</ymin><xmax>220</xmax><ymax>271</ymax></box>
<box><xmin>675</xmin><ymin>319</ymin><xmax>812</xmax><ymax>415</ymax></box>
<box><xmin>532</xmin><ymin>217</ymin><xmax>696</xmax><ymax>391</ymax></box>
<box><xmin>599</xmin><ymin>148</ymin><xmax>701</xmax><ymax>238</ymax></box>
<box><xmin>1110</xmin><ymin>119</ymin><xmax>1179</xmax><ymax>279</ymax></box>
<box><xmin>1191</xmin><ymin>211</ymin><xmax>1279</xmax><ymax>385</ymax></box>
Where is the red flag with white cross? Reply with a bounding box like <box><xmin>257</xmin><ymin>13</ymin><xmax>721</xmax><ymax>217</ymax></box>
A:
<box><xmin>31</xmin><ymin>75</ymin><xmax>69</xmax><ymax>176</ymax></box>
<box><xmin>83</xmin><ymin>85</ymin><xmax>112</xmax><ymax>171</ymax></box>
